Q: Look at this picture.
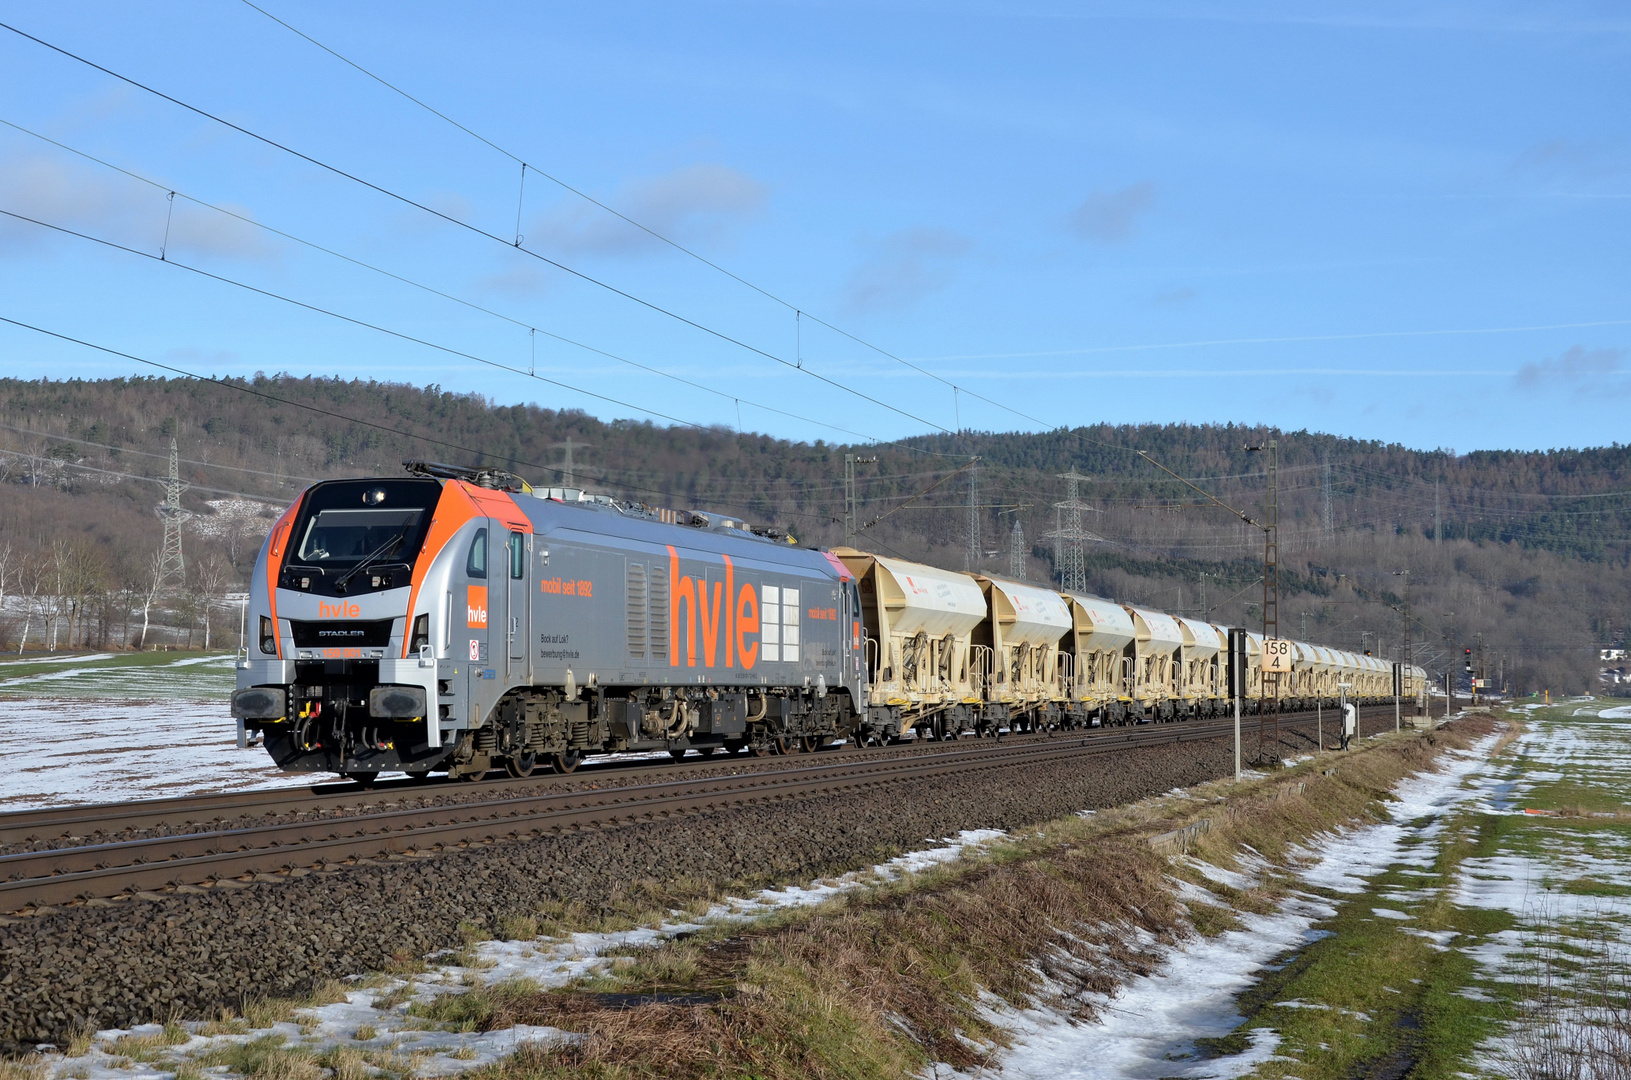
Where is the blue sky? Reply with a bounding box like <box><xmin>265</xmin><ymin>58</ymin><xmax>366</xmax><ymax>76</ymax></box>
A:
<box><xmin>0</xmin><ymin>1</ymin><xmax>1627</xmax><ymax>451</ymax></box>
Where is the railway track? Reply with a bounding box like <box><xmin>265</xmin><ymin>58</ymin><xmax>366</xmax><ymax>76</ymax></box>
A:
<box><xmin>0</xmin><ymin>704</ymin><xmax>1410</xmax><ymax>914</ymax></box>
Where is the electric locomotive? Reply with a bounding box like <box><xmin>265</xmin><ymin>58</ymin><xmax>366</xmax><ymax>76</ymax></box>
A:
<box><xmin>232</xmin><ymin>462</ymin><xmax>867</xmax><ymax>780</ymax></box>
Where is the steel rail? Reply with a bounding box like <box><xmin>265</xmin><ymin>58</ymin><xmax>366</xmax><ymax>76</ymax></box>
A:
<box><xmin>0</xmin><ymin>704</ymin><xmax>1396</xmax><ymax>846</ymax></box>
<box><xmin>0</xmin><ymin>734</ymin><xmax>1050</xmax><ymax>844</ymax></box>
<box><xmin>0</xmin><ymin>706</ymin><xmax>1400</xmax><ymax>913</ymax></box>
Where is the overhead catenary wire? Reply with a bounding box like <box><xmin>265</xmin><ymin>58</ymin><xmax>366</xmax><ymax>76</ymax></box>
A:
<box><xmin>0</xmin><ymin>116</ymin><xmax>882</xmax><ymax>446</ymax></box>
<box><xmin>0</xmin><ymin>206</ymin><xmax>711</xmax><ymax>430</ymax></box>
<box><xmin>7</xmin><ymin>212</ymin><xmax>1080</xmax><ymax>513</ymax></box>
<box><xmin>0</xmin><ymin>404</ymin><xmax>953</xmax><ymax>503</ymax></box>
<box><xmin>0</xmin><ymin>314</ymin><xmax>963</xmax><ymax>535</ymax></box>
<box><xmin>0</xmin><ymin>20</ymin><xmax>955</xmax><ymax>438</ymax></box>
<box><xmin>0</xmin><ymin>446</ymin><xmax>286</xmax><ymax>503</ymax></box>
<box><xmin>236</xmin><ymin>0</ymin><xmax>1049</xmax><ymax>431</ymax></box>
<box><xmin>0</xmin><ymin>421</ymin><xmax>322</xmax><ymax>484</ymax></box>
<box><xmin>16</xmin><ymin>17</ymin><xmax>1614</xmax><ymax>547</ymax></box>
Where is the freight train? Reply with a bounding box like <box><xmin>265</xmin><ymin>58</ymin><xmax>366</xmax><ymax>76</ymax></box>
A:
<box><xmin>231</xmin><ymin>464</ymin><xmax>1428</xmax><ymax>781</ymax></box>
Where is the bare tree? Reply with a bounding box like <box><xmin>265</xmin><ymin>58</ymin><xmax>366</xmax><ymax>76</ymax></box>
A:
<box><xmin>60</xmin><ymin>541</ymin><xmax>107</xmax><ymax>650</ymax></box>
<box><xmin>0</xmin><ymin>540</ymin><xmax>13</xmax><ymax>626</ymax></box>
<box><xmin>15</xmin><ymin>553</ymin><xmax>45</xmax><ymax>655</ymax></box>
<box><xmin>45</xmin><ymin>540</ymin><xmax>67</xmax><ymax>651</ymax></box>
<box><xmin>195</xmin><ymin>549</ymin><xmax>228</xmax><ymax>649</ymax></box>
<box><xmin>136</xmin><ymin>550</ymin><xmax>165</xmax><ymax>650</ymax></box>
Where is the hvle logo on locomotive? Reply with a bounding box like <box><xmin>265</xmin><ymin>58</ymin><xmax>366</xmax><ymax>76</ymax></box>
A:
<box><xmin>667</xmin><ymin>546</ymin><xmax>765</xmax><ymax>670</ymax></box>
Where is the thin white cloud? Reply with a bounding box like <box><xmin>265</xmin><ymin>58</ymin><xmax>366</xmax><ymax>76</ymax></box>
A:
<box><xmin>1004</xmin><ymin>0</ymin><xmax>1631</xmax><ymax>35</ymax></box>
<box><xmin>1068</xmin><ymin>180</ymin><xmax>1155</xmax><ymax>243</ymax></box>
<box><xmin>906</xmin><ymin>318</ymin><xmax>1631</xmax><ymax>362</ymax></box>
<box><xmin>478</xmin><ymin>263</ymin><xmax>550</xmax><ymax>297</ymax></box>
<box><xmin>0</xmin><ymin>154</ymin><xmax>156</xmax><ymax>251</ymax></box>
<box><xmin>843</xmin><ymin>227</ymin><xmax>972</xmax><ymax>314</ymax></box>
<box><xmin>0</xmin><ymin>154</ymin><xmax>277</xmax><ymax>261</ymax></box>
<box><xmin>1154</xmin><ymin>287</ymin><xmax>1197</xmax><ymax>306</ymax></box>
<box><xmin>165</xmin><ymin>200</ymin><xmax>278</xmax><ymax>261</ymax></box>
<box><xmin>529</xmin><ymin>163</ymin><xmax>767</xmax><ymax>256</ymax></box>
<box><xmin>1515</xmin><ymin>344</ymin><xmax>1630</xmax><ymax>395</ymax></box>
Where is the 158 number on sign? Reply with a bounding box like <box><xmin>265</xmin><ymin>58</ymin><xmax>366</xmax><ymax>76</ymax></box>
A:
<box><xmin>1262</xmin><ymin>637</ymin><xmax>1294</xmax><ymax>673</ymax></box>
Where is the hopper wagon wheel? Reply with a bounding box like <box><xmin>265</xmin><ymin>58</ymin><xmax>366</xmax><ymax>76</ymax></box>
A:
<box><xmin>695</xmin><ymin>747</ymin><xmax>717</xmax><ymax>758</ymax></box>
<box><xmin>552</xmin><ymin>749</ymin><xmax>582</xmax><ymax>774</ymax></box>
<box><xmin>668</xmin><ymin>748</ymin><xmax>688</xmax><ymax>762</ymax></box>
<box><xmin>775</xmin><ymin>736</ymin><xmax>797</xmax><ymax>755</ymax></box>
<box><xmin>505</xmin><ymin>752</ymin><xmax>538</xmax><ymax>779</ymax></box>
<box><xmin>746</xmin><ymin>740</ymin><xmax>772</xmax><ymax>757</ymax></box>
<box><xmin>341</xmin><ymin>772</ymin><xmax>377</xmax><ymax>789</ymax></box>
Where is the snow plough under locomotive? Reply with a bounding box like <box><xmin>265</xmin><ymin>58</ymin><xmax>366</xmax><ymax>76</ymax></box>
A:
<box><xmin>231</xmin><ymin>463</ymin><xmax>1426</xmax><ymax>780</ymax></box>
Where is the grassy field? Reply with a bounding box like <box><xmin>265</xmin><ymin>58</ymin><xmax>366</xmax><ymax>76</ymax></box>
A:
<box><xmin>0</xmin><ymin>650</ymin><xmax>235</xmax><ymax>700</ymax></box>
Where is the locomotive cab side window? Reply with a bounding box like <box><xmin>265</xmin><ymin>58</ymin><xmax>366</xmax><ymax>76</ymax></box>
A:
<box><xmin>508</xmin><ymin>532</ymin><xmax>525</xmax><ymax>578</ymax></box>
<box><xmin>467</xmin><ymin>528</ymin><xmax>488</xmax><ymax>578</ymax></box>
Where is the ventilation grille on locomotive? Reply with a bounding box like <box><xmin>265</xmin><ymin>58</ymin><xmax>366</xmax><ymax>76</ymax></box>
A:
<box><xmin>626</xmin><ymin>562</ymin><xmax>648</xmax><ymax>661</ymax></box>
<box><xmin>649</xmin><ymin>564</ymin><xmax>669</xmax><ymax>661</ymax></box>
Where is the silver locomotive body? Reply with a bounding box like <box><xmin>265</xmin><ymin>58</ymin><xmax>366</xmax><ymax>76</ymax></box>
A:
<box><xmin>233</xmin><ymin>472</ymin><xmax>866</xmax><ymax>778</ymax></box>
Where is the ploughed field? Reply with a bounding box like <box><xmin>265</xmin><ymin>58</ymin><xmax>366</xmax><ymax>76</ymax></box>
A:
<box><xmin>0</xmin><ymin>705</ymin><xmax>1406</xmax><ymax>1049</ymax></box>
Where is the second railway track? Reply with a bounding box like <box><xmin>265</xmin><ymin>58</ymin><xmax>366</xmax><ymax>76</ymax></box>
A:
<box><xmin>0</xmin><ymin>705</ymin><xmax>1406</xmax><ymax>914</ymax></box>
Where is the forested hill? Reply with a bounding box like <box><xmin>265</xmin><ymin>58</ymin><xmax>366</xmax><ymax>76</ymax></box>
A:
<box><xmin>0</xmin><ymin>374</ymin><xmax>1626</xmax><ymax>693</ymax></box>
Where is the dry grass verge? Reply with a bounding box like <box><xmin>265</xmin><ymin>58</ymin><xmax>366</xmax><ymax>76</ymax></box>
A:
<box><xmin>442</xmin><ymin>716</ymin><xmax>1502</xmax><ymax>1080</ymax></box>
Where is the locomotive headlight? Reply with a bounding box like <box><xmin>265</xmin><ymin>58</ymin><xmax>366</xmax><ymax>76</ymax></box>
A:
<box><xmin>362</xmin><ymin>487</ymin><xmax>387</xmax><ymax>505</ymax></box>
<box><xmin>259</xmin><ymin>616</ymin><xmax>276</xmax><ymax>655</ymax></box>
<box><xmin>410</xmin><ymin>613</ymin><xmax>431</xmax><ymax>654</ymax></box>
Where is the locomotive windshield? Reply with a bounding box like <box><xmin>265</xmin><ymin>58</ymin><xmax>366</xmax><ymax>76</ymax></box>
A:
<box><xmin>285</xmin><ymin>478</ymin><xmax>443</xmax><ymax>570</ymax></box>
<box><xmin>297</xmin><ymin>508</ymin><xmax>422</xmax><ymax>563</ymax></box>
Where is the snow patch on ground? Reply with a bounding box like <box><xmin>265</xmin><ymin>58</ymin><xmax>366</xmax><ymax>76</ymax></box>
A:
<box><xmin>38</xmin><ymin>830</ymin><xmax>1009</xmax><ymax>1078</ymax></box>
<box><xmin>1445</xmin><ymin>706</ymin><xmax>1631</xmax><ymax>1074</ymax></box>
<box><xmin>938</xmin><ymin>898</ymin><xmax>1334</xmax><ymax>1079</ymax></box>
<box><xmin>0</xmin><ymin>694</ymin><xmax>312</xmax><ymax>809</ymax></box>
<box><xmin>925</xmin><ymin>730</ymin><xmax>1504</xmax><ymax>1079</ymax></box>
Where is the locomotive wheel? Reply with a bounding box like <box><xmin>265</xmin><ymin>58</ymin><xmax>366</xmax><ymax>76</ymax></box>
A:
<box><xmin>552</xmin><ymin>749</ymin><xmax>582</xmax><ymax>774</ymax></box>
<box><xmin>801</xmin><ymin>736</ymin><xmax>820</xmax><ymax>754</ymax></box>
<box><xmin>746</xmin><ymin>740</ymin><xmax>773</xmax><ymax>757</ymax></box>
<box><xmin>505</xmin><ymin>752</ymin><xmax>537</xmax><ymax>779</ymax></box>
